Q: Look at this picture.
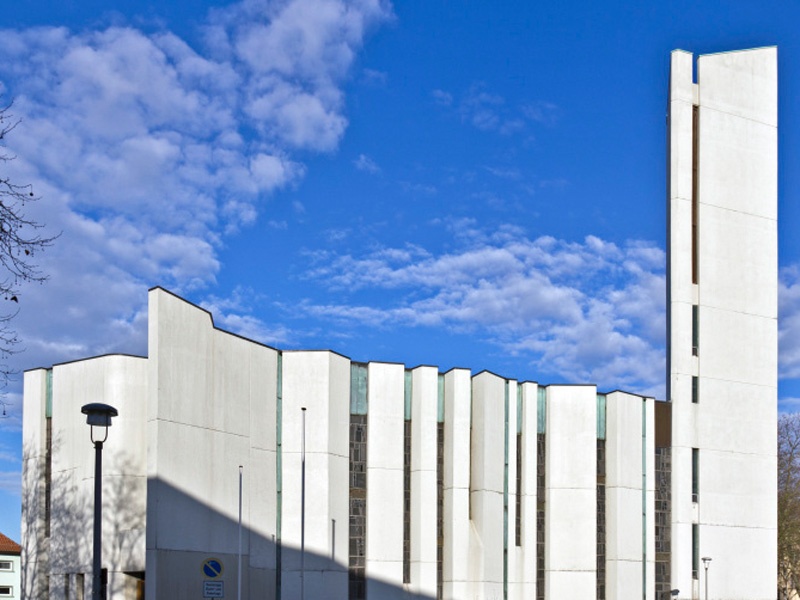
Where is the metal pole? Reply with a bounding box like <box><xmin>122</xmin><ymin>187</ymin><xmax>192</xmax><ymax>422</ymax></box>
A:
<box><xmin>92</xmin><ymin>440</ymin><xmax>103</xmax><ymax>600</ymax></box>
<box><xmin>704</xmin><ymin>562</ymin><xmax>709</xmax><ymax>600</ymax></box>
<box><xmin>238</xmin><ymin>465</ymin><xmax>243</xmax><ymax>600</ymax></box>
<box><xmin>301</xmin><ymin>407</ymin><xmax>306</xmax><ymax>600</ymax></box>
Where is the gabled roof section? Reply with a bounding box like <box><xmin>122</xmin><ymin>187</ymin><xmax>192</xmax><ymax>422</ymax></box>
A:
<box><xmin>0</xmin><ymin>531</ymin><xmax>21</xmax><ymax>554</ymax></box>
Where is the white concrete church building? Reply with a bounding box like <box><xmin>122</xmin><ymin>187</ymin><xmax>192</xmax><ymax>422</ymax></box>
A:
<box><xmin>21</xmin><ymin>47</ymin><xmax>777</xmax><ymax>600</ymax></box>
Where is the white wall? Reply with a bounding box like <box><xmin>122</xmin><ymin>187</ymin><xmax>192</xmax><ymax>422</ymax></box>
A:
<box><xmin>0</xmin><ymin>553</ymin><xmax>21</xmax><ymax>600</ymax></box>
<box><xmin>669</xmin><ymin>48</ymin><xmax>778</xmax><ymax>600</ymax></box>
<box><xmin>545</xmin><ymin>385</ymin><xmax>597</xmax><ymax>598</ymax></box>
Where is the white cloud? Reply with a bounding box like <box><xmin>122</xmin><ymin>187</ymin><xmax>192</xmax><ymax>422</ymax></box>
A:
<box><xmin>434</xmin><ymin>83</ymin><xmax>556</xmax><ymax>136</ymax></box>
<box><xmin>0</xmin><ymin>0</ymin><xmax>392</xmax><ymax>376</ymax></box>
<box><xmin>353</xmin><ymin>153</ymin><xmax>380</xmax><ymax>173</ymax></box>
<box><xmin>300</xmin><ymin>228</ymin><xmax>667</xmax><ymax>394</ymax></box>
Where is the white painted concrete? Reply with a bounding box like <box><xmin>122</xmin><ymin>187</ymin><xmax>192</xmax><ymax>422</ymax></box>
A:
<box><xmin>669</xmin><ymin>47</ymin><xmax>777</xmax><ymax>600</ymax></box>
<box><xmin>365</xmin><ymin>362</ymin><xmax>405</xmax><ymax>593</ymax></box>
<box><xmin>545</xmin><ymin>385</ymin><xmax>597</xmax><ymax>598</ymax></box>
<box><xmin>410</xmin><ymin>366</ymin><xmax>438</xmax><ymax>597</ymax></box>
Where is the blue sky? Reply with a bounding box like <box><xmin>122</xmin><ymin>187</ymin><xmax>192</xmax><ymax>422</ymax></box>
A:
<box><xmin>0</xmin><ymin>0</ymin><xmax>798</xmax><ymax>541</ymax></box>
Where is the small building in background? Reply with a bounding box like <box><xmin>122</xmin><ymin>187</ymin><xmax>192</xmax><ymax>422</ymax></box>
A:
<box><xmin>0</xmin><ymin>532</ymin><xmax>22</xmax><ymax>600</ymax></box>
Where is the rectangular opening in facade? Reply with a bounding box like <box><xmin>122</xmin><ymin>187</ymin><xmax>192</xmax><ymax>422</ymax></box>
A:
<box><xmin>437</xmin><ymin>420</ymin><xmax>444</xmax><ymax>600</ymax></box>
<box><xmin>536</xmin><ymin>431</ymin><xmax>546</xmax><ymax>600</ymax></box>
<box><xmin>692</xmin><ymin>104</ymin><xmax>699</xmax><ymax>284</ymax></box>
<box><xmin>349</xmin><ymin>363</ymin><xmax>369</xmax><ymax>600</ymax></box>
<box><xmin>654</xmin><ymin>400</ymin><xmax>672</xmax><ymax>598</ymax></box>
<box><xmin>692</xmin><ymin>524</ymin><xmax>699</xmax><ymax>580</ymax></box>
<box><xmin>349</xmin><ymin>412</ymin><xmax>368</xmax><ymax>600</ymax></box>
<box><xmin>403</xmin><ymin>417</ymin><xmax>411</xmax><ymax>584</ymax></box>
<box><xmin>45</xmin><ymin>416</ymin><xmax>52</xmax><ymax>538</ymax></box>
<box><xmin>692</xmin><ymin>305</ymin><xmax>699</xmax><ymax>356</ymax></box>
<box><xmin>692</xmin><ymin>376</ymin><xmax>698</xmax><ymax>404</ymax></box>
<box><xmin>516</xmin><ymin>431</ymin><xmax>522</xmax><ymax>547</ymax></box>
<box><xmin>597</xmin><ymin>438</ymin><xmax>606</xmax><ymax>600</ymax></box>
<box><xmin>692</xmin><ymin>448</ymin><xmax>699</xmax><ymax>503</ymax></box>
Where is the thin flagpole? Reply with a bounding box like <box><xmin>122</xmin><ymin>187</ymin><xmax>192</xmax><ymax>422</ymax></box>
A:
<box><xmin>238</xmin><ymin>465</ymin><xmax>243</xmax><ymax>600</ymax></box>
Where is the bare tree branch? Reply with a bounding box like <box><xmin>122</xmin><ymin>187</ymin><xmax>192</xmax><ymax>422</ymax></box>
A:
<box><xmin>0</xmin><ymin>102</ymin><xmax>58</xmax><ymax>386</ymax></box>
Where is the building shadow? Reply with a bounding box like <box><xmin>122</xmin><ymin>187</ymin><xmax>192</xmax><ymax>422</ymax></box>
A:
<box><xmin>22</xmin><ymin>437</ymin><xmax>434</xmax><ymax>599</ymax></box>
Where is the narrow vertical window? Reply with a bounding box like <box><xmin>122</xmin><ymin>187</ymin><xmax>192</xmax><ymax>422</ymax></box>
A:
<box><xmin>692</xmin><ymin>524</ymin><xmax>699</xmax><ymax>580</ymax></box>
<box><xmin>515</xmin><ymin>432</ymin><xmax>522</xmax><ymax>547</ymax></box>
<box><xmin>516</xmin><ymin>387</ymin><xmax>523</xmax><ymax>547</ymax></box>
<box><xmin>655</xmin><ymin>445</ymin><xmax>672</xmax><ymax>597</ymax></box>
<box><xmin>596</xmin><ymin>439</ymin><xmax>606</xmax><ymax>600</ymax></box>
<box><xmin>692</xmin><ymin>305</ymin><xmax>699</xmax><ymax>356</ymax></box>
<box><xmin>349</xmin><ymin>413</ymin><xmax>368</xmax><ymax>599</ymax></box>
<box><xmin>275</xmin><ymin>353</ymin><xmax>283</xmax><ymax>599</ymax></box>
<box><xmin>403</xmin><ymin>370</ymin><xmax>412</xmax><ymax>584</ymax></box>
<box><xmin>44</xmin><ymin>416</ymin><xmax>52</xmax><ymax>538</ymax></box>
<box><xmin>403</xmin><ymin>418</ymin><xmax>411</xmax><ymax>584</ymax></box>
<box><xmin>692</xmin><ymin>448</ymin><xmax>699</xmax><ymax>503</ymax></box>
<box><xmin>349</xmin><ymin>363</ymin><xmax>368</xmax><ymax>600</ymax></box>
<box><xmin>437</xmin><ymin>421</ymin><xmax>444</xmax><ymax>600</ymax></box>
<box><xmin>536</xmin><ymin>432</ymin><xmax>546</xmax><ymax>600</ymax></box>
<box><xmin>76</xmin><ymin>574</ymin><xmax>85</xmax><ymax>600</ymax></box>
<box><xmin>692</xmin><ymin>376</ymin><xmax>698</xmax><ymax>404</ymax></box>
<box><xmin>692</xmin><ymin>104</ymin><xmax>699</xmax><ymax>284</ymax></box>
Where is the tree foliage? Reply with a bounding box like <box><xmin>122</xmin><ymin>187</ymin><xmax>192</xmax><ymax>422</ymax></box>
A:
<box><xmin>779</xmin><ymin>413</ymin><xmax>800</xmax><ymax>599</ymax></box>
<box><xmin>0</xmin><ymin>103</ymin><xmax>56</xmax><ymax>382</ymax></box>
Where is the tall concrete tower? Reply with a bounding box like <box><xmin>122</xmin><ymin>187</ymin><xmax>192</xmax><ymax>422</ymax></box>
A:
<box><xmin>668</xmin><ymin>48</ymin><xmax>777</xmax><ymax>599</ymax></box>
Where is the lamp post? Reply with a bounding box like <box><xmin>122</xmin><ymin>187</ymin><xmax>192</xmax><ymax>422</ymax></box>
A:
<box><xmin>81</xmin><ymin>403</ymin><xmax>118</xmax><ymax>600</ymax></box>
<box><xmin>663</xmin><ymin>589</ymin><xmax>680</xmax><ymax>599</ymax></box>
<box><xmin>702</xmin><ymin>557</ymin><xmax>712</xmax><ymax>600</ymax></box>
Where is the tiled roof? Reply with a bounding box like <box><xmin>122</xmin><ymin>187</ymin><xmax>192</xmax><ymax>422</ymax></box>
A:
<box><xmin>0</xmin><ymin>532</ymin><xmax>21</xmax><ymax>555</ymax></box>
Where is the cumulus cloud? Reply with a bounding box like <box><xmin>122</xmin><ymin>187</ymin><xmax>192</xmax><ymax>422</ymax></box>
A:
<box><xmin>300</xmin><ymin>226</ymin><xmax>667</xmax><ymax>394</ymax></box>
<box><xmin>0</xmin><ymin>0</ymin><xmax>392</xmax><ymax>374</ymax></box>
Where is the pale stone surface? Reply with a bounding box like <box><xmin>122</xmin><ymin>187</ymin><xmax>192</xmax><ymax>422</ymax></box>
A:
<box><xmin>669</xmin><ymin>47</ymin><xmax>777</xmax><ymax>600</ymax></box>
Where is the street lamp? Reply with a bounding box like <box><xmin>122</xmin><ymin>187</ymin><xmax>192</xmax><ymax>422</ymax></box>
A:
<box><xmin>81</xmin><ymin>403</ymin><xmax>118</xmax><ymax>600</ymax></box>
<box><xmin>702</xmin><ymin>557</ymin><xmax>712</xmax><ymax>600</ymax></box>
<box><xmin>663</xmin><ymin>590</ymin><xmax>680</xmax><ymax>599</ymax></box>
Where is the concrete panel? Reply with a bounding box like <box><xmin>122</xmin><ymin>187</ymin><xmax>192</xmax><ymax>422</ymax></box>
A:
<box><xmin>545</xmin><ymin>385</ymin><xmax>596</xmax><ymax>594</ymax></box>
<box><xmin>697</xmin><ymin>47</ymin><xmax>777</xmax><ymax>127</ymax></box>
<box><xmin>696</xmin><ymin>379</ymin><xmax>775</xmax><ymax>455</ymax></box>
<box><xmin>697</xmin><ymin>111</ymin><xmax>777</xmax><ymax>222</ymax></box>
<box><xmin>697</xmin><ymin>524</ymin><xmax>777</xmax><ymax>600</ymax></box>
<box><xmin>366</xmin><ymin>362</ymin><xmax>404</xmax><ymax>589</ymax></box>
<box><xmin>442</xmin><ymin>368</ymin><xmax>472</xmax><ymax>597</ymax></box>
<box><xmin>410</xmin><ymin>366</ymin><xmax>438</xmax><ymax>597</ymax></box>
<box><xmin>49</xmin><ymin>356</ymin><xmax>148</xmax><ymax>577</ymax></box>
<box><xmin>698</xmin><ymin>205</ymin><xmax>777</xmax><ymax>317</ymax></box>
<box><xmin>606</xmin><ymin>392</ymin><xmax>648</xmax><ymax>600</ymax></box>
<box><xmin>469</xmin><ymin>372</ymin><xmax>505</xmax><ymax>595</ymax></box>
<box><xmin>699</xmin><ymin>309</ymin><xmax>776</xmax><ymax>387</ymax></box>
<box><xmin>281</xmin><ymin>350</ymin><xmax>349</xmax><ymax>597</ymax></box>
